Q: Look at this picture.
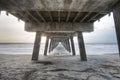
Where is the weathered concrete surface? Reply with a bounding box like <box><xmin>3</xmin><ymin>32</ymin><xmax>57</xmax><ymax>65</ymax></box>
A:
<box><xmin>49</xmin><ymin>39</ymin><xmax>59</xmax><ymax>52</ymax></box>
<box><xmin>77</xmin><ymin>32</ymin><xmax>87</xmax><ymax>61</ymax></box>
<box><xmin>25</xmin><ymin>22</ymin><xmax>93</xmax><ymax>32</ymax></box>
<box><xmin>44</xmin><ymin>36</ymin><xmax>49</xmax><ymax>56</ymax></box>
<box><xmin>49</xmin><ymin>37</ymin><xmax>69</xmax><ymax>42</ymax></box>
<box><xmin>47</xmin><ymin>33</ymin><xmax>75</xmax><ymax>38</ymax></box>
<box><xmin>70</xmin><ymin>36</ymin><xmax>76</xmax><ymax>55</ymax></box>
<box><xmin>0</xmin><ymin>0</ymin><xmax>119</xmax><ymax>12</ymax></box>
<box><xmin>61</xmin><ymin>38</ymin><xmax>71</xmax><ymax>52</ymax></box>
<box><xmin>0</xmin><ymin>0</ymin><xmax>119</xmax><ymax>25</ymax></box>
<box><xmin>48</xmin><ymin>37</ymin><xmax>71</xmax><ymax>52</ymax></box>
<box><xmin>113</xmin><ymin>3</ymin><xmax>120</xmax><ymax>56</ymax></box>
<box><xmin>32</xmin><ymin>32</ymin><xmax>41</xmax><ymax>60</ymax></box>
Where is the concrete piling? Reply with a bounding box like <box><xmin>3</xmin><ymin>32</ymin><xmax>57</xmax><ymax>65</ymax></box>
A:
<box><xmin>44</xmin><ymin>36</ymin><xmax>49</xmax><ymax>56</ymax></box>
<box><xmin>113</xmin><ymin>3</ymin><xmax>120</xmax><ymax>57</ymax></box>
<box><xmin>32</xmin><ymin>32</ymin><xmax>41</xmax><ymax>60</ymax></box>
<box><xmin>70</xmin><ymin>36</ymin><xmax>76</xmax><ymax>56</ymax></box>
<box><xmin>77</xmin><ymin>32</ymin><xmax>87</xmax><ymax>61</ymax></box>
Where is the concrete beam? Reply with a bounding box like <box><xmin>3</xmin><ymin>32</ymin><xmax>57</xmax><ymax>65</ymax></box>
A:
<box><xmin>48</xmin><ymin>12</ymin><xmax>53</xmax><ymax>22</ymax></box>
<box><xmin>113</xmin><ymin>3</ymin><xmax>120</xmax><ymax>57</ymax></box>
<box><xmin>49</xmin><ymin>37</ymin><xmax>72</xmax><ymax>53</ymax></box>
<box><xmin>0</xmin><ymin>4</ymin><xmax>3</xmax><ymax>10</ymax></box>
<box><xmin>66</xmin><ymin>11</ymin><xmax>71</xmax><ymax>22</ymax></box>
<box><xmin>49</xmin><ymin>37</ymin><xmax>68</xmax><ymax>42</ymax></box>
<box><xmin>36</xmin><ymin>11</ymin><xmax>46</xmax><ymax>22</ymax></box>
<box><xmin>25</xmin><ymin>22</ymin><xmax>93</xmax><ymax>32</ymax></box>
<box><xmin>26</xmin><ymin>11</ymin><xmax>40</xmax><ymax>24</ymax></box>
<box><xmin>77</xmin><ymin>32</ymin><xmax>87</xmax><ymax>61</ymax></box>
<box><xmin>61</xmin><ymin>41</ymin><xmax>68</xmax><ymax>52</ymax></box>
<box><xmin>61</xmin><ymin>38</ymin><xmax>71</xmax><ymax>52</ymax></box>
<box><xmin>32</xmin><ymin>32</ymin><xmax>41</xmax><ymax>60</ymax></box>
<box><xmin>47</xmin><ymin>33</ymin><xmax>75</xmax><ymax>38</ymax></box>
<box><xmin>80</xmin><ymin>12</ymin><xmax>91</xmax><ymax>22</ymax></box>
<box><xmin>52</xmin><ymin>42</ymin><xmax>59</xmax><ymax>51</ymax></box>
<box><xmin>88</xmin><ymin>13</ymin><xmax>99</xmax><ymax>22</ymax></box>
<box><xmin>49</xmin><ymin>37</ymin><xmax>63</xmax><ymax>51</ymax></box>
<box><xmin>73</xmin><ymin>12</ymin><xmax>81</xmax><ymax>22</ymax></box>
<box><xmin>0</xmin><ymin>0</ymin><xmax>118</xmax><ymax>12</ymax></box>
<box><xmin>58</xmin><ymin>11</ymin><xmax>60</xmax><ymax>22</ymax></box>
<box><xmin>49</xmin><ymin>38</ymin><xmax>59</xmax><ymax>51</ymax></box>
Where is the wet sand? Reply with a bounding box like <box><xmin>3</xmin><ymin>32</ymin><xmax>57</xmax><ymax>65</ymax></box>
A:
<box><xmin>0</xmin><ymin>54</ymin><xmax>120</xmax><ymax>80</ymax></box>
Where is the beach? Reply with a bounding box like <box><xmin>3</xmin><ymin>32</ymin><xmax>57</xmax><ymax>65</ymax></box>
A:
<box><xmin>0</xmin><ymin>54</ymin><xmax>120</xmax><ymax>80</ymax></box>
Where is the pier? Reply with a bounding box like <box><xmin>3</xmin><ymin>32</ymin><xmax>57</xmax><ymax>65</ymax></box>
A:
<box><xmin>0</xmin><ymin>0</ymin><xmax>120</xmax><ymax>61</ymax></box>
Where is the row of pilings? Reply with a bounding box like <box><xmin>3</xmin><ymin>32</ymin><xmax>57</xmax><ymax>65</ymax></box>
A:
<box><xmin>32</xmin><ymin>32</ymin><xmax>87</xmax><ymax>61</ymax></box>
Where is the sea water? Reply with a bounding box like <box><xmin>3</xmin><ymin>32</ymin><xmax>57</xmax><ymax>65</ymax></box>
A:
<box><xmin>0</xmin><ymin>43</ymin><xmax>118</xmax><ymax>55</ymax></box>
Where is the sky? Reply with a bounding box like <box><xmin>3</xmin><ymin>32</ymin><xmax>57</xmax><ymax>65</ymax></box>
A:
<box><xmin>0</xmin><ymin>11</ymin><xmax>118</xmax><ymax>43</ymax></box>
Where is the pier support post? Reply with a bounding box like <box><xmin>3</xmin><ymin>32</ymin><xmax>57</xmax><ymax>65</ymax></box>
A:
<box><xmin>44</xmin><ymin>36</ymin><xmax>49</xmax><ymax>56</ymax></box>
<box><xmin>68</xmin><ymin>38</ymin><xmax>71</xmax><ymax>53</ymax></box>
<box><xmin>65</xmin><ymin>38</ymin><xmax>71</xmax><ymax>52</ymax></box>
<box><xmin>70</xmin><ymin>36</ymin><xmax>76</xmax><ymax>56</ymax></box>
<box><xmin>32</xmin><ymin>32</ymin><xmax>41</xmax><ymax>60</ymax></box>
<box><xmin>113</xmin><ymin>3</ymin><xmax>120</xmax><ymax>57</ymax></box>
<box><xmin>49</xmin><ymin>38</ymin><xmax>52</xmax><ymax>52</ymax></box>
<box><xmin>77</xmin><ymin>32</ymin><xmax>87</xmax><ymax>61</ymax></box>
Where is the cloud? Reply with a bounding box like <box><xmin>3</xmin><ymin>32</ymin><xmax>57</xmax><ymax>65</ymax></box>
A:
<box><xmin>0</xmin><ymin>11</ymin><xmax>118</xmax><ymax>43</ymax></box>
<box><xmin>83</xmin><ymin>13</ymin><xmax>117</xmax><ymax>43</ymax></box>
<box><xmin>0</xmin><ymin>11</ymin><xmax>35</xmax><ymax>43</ymax></box>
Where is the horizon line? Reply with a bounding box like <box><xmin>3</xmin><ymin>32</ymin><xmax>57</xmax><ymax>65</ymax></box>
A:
<box><xmin>0</xmin><ymin>42</ymin><xmax>117</xmax><ymax>44</ymax></box>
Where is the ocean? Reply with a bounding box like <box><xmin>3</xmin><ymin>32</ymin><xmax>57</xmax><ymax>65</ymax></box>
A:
<box><xmin>0</xmin><ymin>43</ymin><xmax>118</xmax><ymax>55</ymax></box>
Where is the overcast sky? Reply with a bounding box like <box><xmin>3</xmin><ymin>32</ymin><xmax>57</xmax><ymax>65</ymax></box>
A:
<box><xmin>0</xmin><ymin>11</ymin><xmax>118</xmax><ymax>43</ymax></box>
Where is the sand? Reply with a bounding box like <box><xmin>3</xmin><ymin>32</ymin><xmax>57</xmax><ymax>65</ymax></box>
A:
<box><xmin>0</xmin><ymin>54</ymin><xmax>120</xmax><ymax>80</ymax></box>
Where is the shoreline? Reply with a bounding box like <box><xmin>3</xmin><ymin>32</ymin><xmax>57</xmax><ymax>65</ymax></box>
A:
<box><xmin>0</xmin><ymin>52</ymin><xmax>119</xmax><ymax>56</ymax></box>
<box><xmin>0</xmin><ymin>54</ymin><xmax>120</xmax><ymax>80</ymax></box>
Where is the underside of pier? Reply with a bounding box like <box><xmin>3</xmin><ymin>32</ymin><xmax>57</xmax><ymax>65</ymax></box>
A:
<box><xmin>0</xmin><ymin>0</ymin><xmax>120</xmax><ymax>61</ymax></box>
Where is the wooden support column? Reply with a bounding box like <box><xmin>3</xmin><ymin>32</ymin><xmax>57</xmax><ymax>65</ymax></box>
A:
<box><xmin>44</xmin><ymin>36</ymin><xmax>49</xmax><ymax>56</ymax></box>
<box><xmin>32</xmin><ymin>32</ymin><xmax>41</xmax><ymax>60</ymax></box>
<box><xmin>77</xmin><ymin>32</ymin><xmax>87</xmax><ymax>61</ymax></box>
<box><xmin>70</xmin><ymin>36</ymin><xmax>76</xmax><ymax>56</ymax></box>
<box><xmin>113</xmin><ymin>3</ymin><xmax>120</xmax><ymax>57</ymax></box>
